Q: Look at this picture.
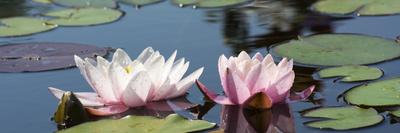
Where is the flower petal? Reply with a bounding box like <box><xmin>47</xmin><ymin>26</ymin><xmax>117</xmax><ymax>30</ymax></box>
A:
<box><xmin>169</xmin><ymin>59</ymin><xmax>189</xmax><ymax>83</ymax></box>
<box><xmin>85</xmin><ymin>104</ymin><xmax>129</xmax><ymax>116</ymax></box>
<box><xmin>196</xmin><ymin>80</ymin><xmax>234</xmax><ymax>105</ymax></box>
<box><xmin>122</xmin><ymin>71</ymin><xmax>153</xmax><ymax>107</ymax></box>
<box><xmin>84</xmin><ymin>61</ymin><xmax>118</xmax><ymax>103</ymax></box>
<box><xmin>137</xmin><ymin>47</ymin><xmax>154</xmax><ymax>63</ymax></box>
<box><xmin>226</xmin><ymin>68</ymin><xmax>251</xmax><ymax>104</ymax></box>
<box><xmin>48</xmin><ymin>87</ymin><xmax>104</xmax><ymax>106</ymax></box>
<box><xmin>111</xmin><ymin>49</ymin><xmax>132</xmax><ymax>67</ymax></box>
<box><xmin>288</xmin><ymin>85</ymin><xmax>315</xmax><ymax>102</ymax></box>
<box><xmin>74</xmin><ymin>55</ymin><xmax>95</xmax><ymax>90</ymax></box>
<box><xmin>245</xmin><ymin>64</ymin><xmax>262</xmax><ymax>94</ymax></box>
<box><xmin>159</xmin><ymin>50</ymin><xmax>177</xmax><ymax>85</ymax></box>
<box><xmin>172</xmin><ymin>67</ymin><xmax>204</xmax><ymax>98</ymax></box>
<box><xmin>252</xmin><ymin>52</ymin><xmax>264</xmax><ymax>61</ymax></box>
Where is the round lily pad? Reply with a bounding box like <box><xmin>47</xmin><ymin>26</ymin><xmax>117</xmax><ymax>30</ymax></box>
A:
<box><xmin>52</xmin><ymin>0</ymin><xmax>117</xmax><ymax>8</ymax></box>
<box><xmin>313</xmin><ymin>0</ymin><xmax>400</xmax><ymax>16</ymax></box>
<box><xmin>0</xmin><ymin>42</ymin><xmax>109</xmax><ymax>72</ymax></box>
<box><xmin>121</xmin><ymin>0</ymin><xmax>162</xmax><ymax>6</ymax></box>
<box><xmin>171</xmin><ymin>0</ymin><xmax>197</xmax><ymax>6</ymax></box>
<box><xmin>318</xmin><ymin>65</ymin><xmax>383</xmax><ymax>82</ymax></box>
<box><xmin>302</xmin><ymin>106</ymin><xmax>383</xmax><ymax>130</ymax></box>
<box><xmin>196</xmin><ymin>0</ymin><xmax>250</xmax><ymax>8</ymax></box>
<box><xmin>58</xmin><ymin>114</ymin><xmax>216</xmax><ymax>133</ymax></box>
<box><xmin>344</xmin><ymin>78</ymin><xmax>400</xmax><ymax>106</ymax></box>
<box><xmin>271</xmin><ymin>34</ymin><xmax>400</xmax><ymax>67</ymax></box>
<box><xmin>44</xmin><ymin>8</ymin><xmax>123</xmax><ymax>26</ymax></box>
<box><xmin>0</xmin><ymin>17</ymin><xmax>57</xmax><ymax>37</ymax></box>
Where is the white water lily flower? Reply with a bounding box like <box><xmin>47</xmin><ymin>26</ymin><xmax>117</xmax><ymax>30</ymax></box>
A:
<box><xmin>49</xmin><ymin>47</ymin><xmax>203</xmax><ymax>115</ymax></box>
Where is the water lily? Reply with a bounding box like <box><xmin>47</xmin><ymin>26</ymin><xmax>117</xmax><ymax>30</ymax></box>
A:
<box><xmin>49</xmin><ymin>47</ymin><xmax>203</xmax><ymax>115</ymax></box>
<box><xmin>196</xmin><ymin>51</ymin><xmax>314</xmax><ymax>107</ymax></box>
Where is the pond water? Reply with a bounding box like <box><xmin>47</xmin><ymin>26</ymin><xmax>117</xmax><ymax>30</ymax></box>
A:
<box><xmin>0</xmin><ymin>0</ymin><xmax>400</xmax><ymax>132</ymax></box>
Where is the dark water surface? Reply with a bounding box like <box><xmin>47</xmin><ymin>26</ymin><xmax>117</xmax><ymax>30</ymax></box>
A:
<box><xmin>0</xmin><ymin>0</ymin><xmax>400</xmax><ymax>132</ymax></box>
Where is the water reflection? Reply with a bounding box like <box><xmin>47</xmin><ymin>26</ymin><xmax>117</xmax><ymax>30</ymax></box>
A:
<box><xmin>0</xmin><ymin>0</ymin><xmax>51</xmax><ymax>18</ymax></box>
<box><xmin>206</xmin><ymin>0</ymin><xmax>351</xmax><ymax>55</ymax></box>
<box><xmin>220</xmin><ymin>104</ymin><xmax>294</xmax><ymax>133</ymax></box>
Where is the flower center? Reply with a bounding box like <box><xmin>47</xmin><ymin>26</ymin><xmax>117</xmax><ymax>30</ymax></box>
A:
<box><xmin>124</xmin><ymin>66</ymin><xmax>133</xmax><ymax>74</ymax></box>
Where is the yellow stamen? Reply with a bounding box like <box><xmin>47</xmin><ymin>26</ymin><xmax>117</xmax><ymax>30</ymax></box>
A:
<box><xmin>124</xmin><ymin>66</ymin><xmax>133</xmax><ymax>74</ymax></box>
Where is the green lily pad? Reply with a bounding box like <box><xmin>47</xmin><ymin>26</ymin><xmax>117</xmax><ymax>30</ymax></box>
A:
<box><xmin>344</xmin><ymin>78</ymin><xmax>400</xmax><ymax>106</ymax></box>
<box><xmin>0</xmin><ymin>17</ymin><xmax>57</xmax><ymax>37</ymax></box>
<box><xmin>52</xmin><ymin>0</ymin><xmax>117</xmax><ymax>8</ymax></box>
<box><xmin>390</xmin><ymin>110</ymin><xmax>400</xmax><ymax>117</ymax></box>
<box><xmin>303</xmin><ymin>106</ymin><xmax>383</xmax><ymax>130</ymax></box>
<box><xmin>196</xmin><ymin>0</ymin><xmax>250</xmax><ymax>8</ymax></box>
<box><xmin>271</xmin><ymin>34</ymin><xmax>400</xmax><ymax>67</ymax></box>
<box><xmin>171</xmin><ymin>0</ymin><xmax>197</xmax><ymax>6</ymax></box>
<box><xmin>33</xmin><ymin>0</ymin><xmax>52</xmax><ymax>4</ymax></box>
<box><xmin>45</xmin><ymin>8</ymin><xmax>123</xmax><ymax>26</ymax></box>
<box><xmin>121</xmin><ymin>0</ymin><xmax>162</xmax><ymax>6</ymax></box>
<box><xmin>318</xmin><ymin>65</ymin><xmax>383</xmax><ymax>82</ymax></box>
<box><xmin>313</xmin><ymin>0</ymin><xmax>400</xmax><ymax>16</ymax></box>
<box><xmin>58</xmin><ymin>114</ymin><xmax>216</xmax><ymax>133</ymax></box>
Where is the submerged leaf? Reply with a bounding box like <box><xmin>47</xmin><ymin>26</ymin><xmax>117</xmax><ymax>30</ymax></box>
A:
<box><xmin>0</xmin><ymin>17</ymin><xmax>57</xmax><ymax>37</ymax></box>
<box><xmin>0</xmin><ymin>42</ymin><xmax>108</xmax><ymax>72</ymax></box>
<box><xmin>271</xmin><ymin>34</ymin><xmax>400</xmax><ymax>67</ymax></box>
<box><xmin>45</xmin><ymin>8</ymin><xmax>123</xmax><ymax>26</ymax></box>
<box><xmin>318</xmin><ymin>65</ymin><xmax>383</xmax><ymax>82</ymax></box>
<box><xmin>58</xmin><ymin>114</ymin><xmax>215</xmax><ymax>133</ymax></box>
<box><xmin>344</xmin><ymin>78</ymin><xmax>400</xmax><ymax>106</ymax></box>
<box><xmin>313</xmin><ymin>0</ymin><xmax>400</xmax><ymax>16</ymax></box>
<box><xmin>303</xmin><ymin>106</ymin><xmax>383</xmax><ymax>130</ymax></box>
<box><xmin>52</xmin><ymin>0</ymin><xmax>117</xmax><ymax>8</ymax></box>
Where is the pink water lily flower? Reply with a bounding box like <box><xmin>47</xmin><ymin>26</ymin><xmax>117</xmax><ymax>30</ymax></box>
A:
<box><xmin>196</xmin><ymin>51</ymin><xmax>314</xmax><ymax>106</ymax></box>
<box><xmin>49</xmin><ymin>47</ymin><xmax>203</xmax><ymax>115</ymax></box>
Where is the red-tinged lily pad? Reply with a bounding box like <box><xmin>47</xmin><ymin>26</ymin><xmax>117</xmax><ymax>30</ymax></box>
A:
<box><xmin>0</xmin><ymin>42</ymin><xmax>109</xmax><ymax>72</ymax></box>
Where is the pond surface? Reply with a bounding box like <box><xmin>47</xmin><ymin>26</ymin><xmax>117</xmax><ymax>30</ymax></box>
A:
<box><xmin>0</xmin><ymin>0</ymin><xmax>400</xmax><ymax>132</ymax></box>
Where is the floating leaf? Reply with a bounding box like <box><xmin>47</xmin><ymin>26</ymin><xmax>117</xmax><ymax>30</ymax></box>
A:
<box><xmin>58</xmin><ymin>114</ymin><xmax>216</xmax><ymax>133</ymax></box>
<box><xmin>52</xmin><ymin>0</ymin><xmax>117</xmax><ymax>8</ymax></box>
<box><xmin>196</xmin><ymin>0</ymin><xmax>250</xmax><ymax>8</ymax></box>
<box><xmin>313</xmin><ymin>0</ymin><xmax>400</xmax><ymax>16</ymax></box>
<box><xmin>0</xmin><ymin>17</ymin><xmax>57</xmax><ymax>37</ymax></box>
<box><xmin>171</xmin><ymin>0</ymin><xmax>197</xmax><ymax>6</ymax></box>
<box><xmin>318</xmin><ymin>65</ymin><xmax>383</xmax><ymax>82</ymax></box>
<box><xmin>121</xmin><ymin>0</ymin><xmax>162</xmax><ymax>6</ymax></box>
<box><xmin>45</xmin><ymin>8</ymin><xmax>123</xmax><ymax>26</ymax></box>
<box><xmin>0</xmin><ymin>42</ymin><xmax>109</xmax><ymax>72</ymax></box>
<box><xmin>271</xmin><ymin>34</ymin><xmax>400</xmax><ymax>67</ymax></box>
<box><xmin>344</xmin><ymin>78</ymin><xmax>400</xmax><ymax>106</ymax></box>
<box><xmin>390</xmin><ymin>110</ymin><xmax>400</xmax><ymax>117</ymax></box>
<box><xmin>303</xmin><ymin>106</ymin><xmax>383</xmax><ymax>130</ymax></box>
<box><xmin>33</xmin><ymin>0</ymin><xmax>52</xmax><ymax>4</ymax></box>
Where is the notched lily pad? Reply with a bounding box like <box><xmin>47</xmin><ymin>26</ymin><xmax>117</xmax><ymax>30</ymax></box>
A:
<box><xmin>302</xmin><ymin>106</ymin><xmax>383</xmax><ymax>130</ymax></box>
<box><xmin>58</xmin><ymin>114</ymin><xmax>216</xmax><ymax>133</ymax></box>
<box><xmin>52</xmin><ymin>0</ymin><xmax>117</xmax><ymax>8</ymax></box>
<box><xmin>344</xmin><ymin>78</ymin><xmax>400</xmax><ymax>106</ymax></box>
<box><xmin>44</xmin><ymin>8</ymin><xmax>123</xmax><ymax>26</ymax></box>
<box><xmin>313</xmin><ymin>0</ymin><xmax>400</xmax><ymax>16</ymax></box>
<box><xmin>318</xmin><ymin>65</ymin><xmax>383</xmax><ymax>82</ymax></box>
<box><xmin>0</xmin><ymin>42</ymin><xmax>109</xmax><ymax>72</ymax></box>
<box><xmin>271</xmin><ymin>34</ymin><xmax>400</xmax><ymax>67</ymax></box>
<box><xmin>121</xmin><ymin>0</ymin><xmax>163</xmax><ymax>6</ymax></box>
<box><xmin>0</xmin><ymin>17</ymin><xmax>57</xmax><ymax>37</ymax></box>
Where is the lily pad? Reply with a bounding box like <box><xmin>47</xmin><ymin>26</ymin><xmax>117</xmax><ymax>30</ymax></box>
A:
<box><xmin>0</xmin><ymin>17</ymin><xmax>57</xmax><ymax>37</ymax></box>
<box><xmin>0</xmin><ymin>42</ymin><xmax>109</xmax><ymax>72</ymax></box>
<box><xmin>52</xmin><ymin>0</ymin><xmax>117</xmax><ymax>8</ymax></box>
<box><xmin>344</xmin><ymin>78</ymin><xmax>400</xmax><ymax>106</ymax></box>
<box><xmin>313</xmin><ymin>0</ymin><xmax>400</xmax><ymax>16</ymax></box>
<box><xmin>303</xmin><ymin>106</ymin><xmax>383</xmax><ymax>130</ymax></box>
<box><xmin>390</xmin><ymin>110</ymin><xmax>400</xmax><ymax>117</ymax></box>
<box><xmin>171</xmin><ymin>0</ymin><xmax>197</xmax><ymax>6</ymax></box>
<box><xmin>45</xmin><ymin>8</ymin><xmax>123</xmax><ymax>26</ymax></box>
<box><xmin>318</xmin><ymin>65</ymin><xmax>383</xmax><ymax>82</ymax></box>
<box><xmin>33</xmin><ymin>0</ymin><xmax>52</xmax><ymax>4</ymax></box>
<box><xmin>121</xmin><ymin>0</ymin><xmax>162</xmax><ymax>6</ymax></box>
<box><xmin>196</xmin><ymin>0</ymin><xmax>250</xmax><ymax>8</ymax></box>
<box><xmin>271</xmin><ymin>34</ymin><xmax>400</xmax><ymax>67</ymax></box>
<box><xmin>58</xmin><ymin>114</ymin><xmax>216</xmax><ymax>133</ymax></box>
